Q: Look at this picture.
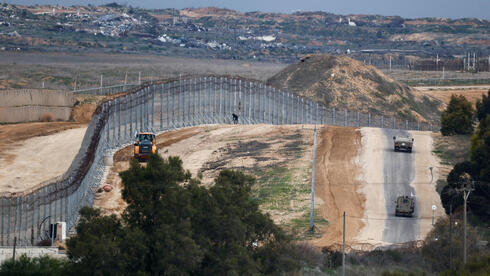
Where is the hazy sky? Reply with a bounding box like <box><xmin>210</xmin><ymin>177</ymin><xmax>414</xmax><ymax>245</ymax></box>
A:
<box><xmin>5</xmin><ymin>0</ymin><xmax>490</xmax><ymax>19</ymax></box>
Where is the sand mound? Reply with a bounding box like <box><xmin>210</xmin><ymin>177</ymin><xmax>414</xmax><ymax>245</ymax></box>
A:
<box><xmin>267</xmin><ymin>54</ymin><xmax>441</xmax><ymax>121</ymax></box>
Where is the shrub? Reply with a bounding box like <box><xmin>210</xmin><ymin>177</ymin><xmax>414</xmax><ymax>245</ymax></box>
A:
<box><xmin>40</xmin><ymin>112</ymin><xmax>54</xmax><ymax>122</ymax></box>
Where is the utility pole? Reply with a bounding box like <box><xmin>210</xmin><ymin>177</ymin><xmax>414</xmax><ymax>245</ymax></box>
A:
<box><xmin>12</xmin><ymin>237</ymin><xmax>16</xmax><ymax>261</ymax></box>
<box><xmin>449</xmin><ymin>204</ymin><xmax>453</xmax><ymax>273</ymax></box>
<box><xmin>457</xmin><ymin>179</ymin><xmax>474</xmax><ymax>264</ymax></box>
<box><xmin>342</xmin><ymin>211</ymin><xmax>346</xmax><ymax>276</ymax></box>
<box><xmin>436</xmin><ymin>53</ymin><xmax>439</xmax><ymax>71</ymax></box>
<box><xmin>309</xmin><ymin>125</ymin><xmax>318</xmax><ymax>231</ymax></box>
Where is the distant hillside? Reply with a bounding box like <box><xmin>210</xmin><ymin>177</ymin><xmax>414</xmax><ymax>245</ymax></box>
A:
<box><xmin>267</xmin><ymin>54</ymin><xmax>442</xmax><ymax>122</ymax></box>
<box><xmin>0</xmin><ymin>4</ymin><xmax>488</xmax><ymax>63</ymax></box>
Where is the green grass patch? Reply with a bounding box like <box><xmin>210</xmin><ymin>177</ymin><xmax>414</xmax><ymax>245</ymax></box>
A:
<box><xmin>253</xmin><ymin>167</ymin><xmax>295</xmax><ymax>209</ymax></box>
<box><xmin>290</xmin><ymin>209</ymin><xmax>328</xmax><ymax>239</ymax></box>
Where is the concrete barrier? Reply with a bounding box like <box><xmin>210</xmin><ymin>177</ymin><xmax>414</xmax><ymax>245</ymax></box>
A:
<box><xmin>0</xmin><ymin>246</ymin><xmax>67</xmax><ymax>264</ymax></box>
<box><xmin>0</xmin><ymin>89</ymin><xmax>76</xmax><ymax>123</ymax></box>
<box><xmin>0</xmin><ymin>89</ymin><xmax>76</xmax><ymax>107</ymax></box>
<box><xmin>0</xmin><ymin>106</ymin><xmax>72</xmax><ymax>123</ymax></box>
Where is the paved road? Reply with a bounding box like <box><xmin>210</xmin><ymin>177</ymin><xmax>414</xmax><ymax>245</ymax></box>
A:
<box><xmin>381</xmin><ymin>129</ymin><xmax>419</xmax><ymax>243</ymax></box>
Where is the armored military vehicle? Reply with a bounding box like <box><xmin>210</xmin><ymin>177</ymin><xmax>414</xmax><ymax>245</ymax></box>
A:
<box><xmin>395</xmin><ymin>196</ymin><xmax>415</xmax><ymax>217</ymax></box>
<box><xmin>393</xmin><ymin>135</ymin><xmax>414</xmax><ymax>152</ymax></box>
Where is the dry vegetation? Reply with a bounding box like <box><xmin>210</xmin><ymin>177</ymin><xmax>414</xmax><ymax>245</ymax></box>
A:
<box><xmin>267</xmin><ymin>54</ymin><xmax>442</xmax><ymax>122</ymax></box>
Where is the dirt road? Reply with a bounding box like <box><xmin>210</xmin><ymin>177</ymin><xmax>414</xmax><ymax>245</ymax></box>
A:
<box><xmin>313</xmin><ymin>126</ymin><xmax>364</xmax><ymax>249</ymax></box>
<box><xmin>0</xmin><ymin>126</ymin><xmax>87</xmax><ymax>193</ymax></box>
<box><xmin>355</xmin><ymin>128</ymin><xmax>443</xmax><ymax>246</ymax></box>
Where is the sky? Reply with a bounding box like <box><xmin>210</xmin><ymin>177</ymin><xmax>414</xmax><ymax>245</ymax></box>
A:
<box><xmin>5</xmin><ymin>0</ymin><xmax>490</xmax><ymax>19</ymax></box>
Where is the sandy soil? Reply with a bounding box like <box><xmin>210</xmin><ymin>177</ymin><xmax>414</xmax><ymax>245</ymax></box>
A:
<box><xmin>313</xmin><ymin>126</ymin><xmax>364</xmax><ymax>249</ymax></box>
<box><xmin>0</xmin><ymin>127</ymin><xmax>87</xmax><ymax>194</ymax></box>
<box><xmin>94</xmin><ymin>125</ymin><xmax>316</xmax><ymax>224</ymax></box>
<box><xmin>94</xmin><ymin>127</ymin><xmax>205</xmax><ymax>216</ymax></box>
<box><xmin>0</xmin><ymin>122</ymin><xmax>84</xmax><ymax>163</ymax></box>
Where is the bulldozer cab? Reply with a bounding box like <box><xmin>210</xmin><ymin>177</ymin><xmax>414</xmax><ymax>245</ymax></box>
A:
<box><xmin>138</xmin><ymin>133</ymin><xmax>154</xmax><ymax>142</ymax></box>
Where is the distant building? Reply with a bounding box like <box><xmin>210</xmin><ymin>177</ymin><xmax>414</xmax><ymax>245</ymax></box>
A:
<box><xmin>348</xmin><ymin>18</ymin><xmax>356</xmax><ymax>27</ymax></box>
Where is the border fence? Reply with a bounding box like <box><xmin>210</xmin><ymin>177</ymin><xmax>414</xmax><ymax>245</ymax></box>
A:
<box><xmin>0</xmin><ymin>76</ymin><xmax>440</xmax><ymax>246</ymax></box>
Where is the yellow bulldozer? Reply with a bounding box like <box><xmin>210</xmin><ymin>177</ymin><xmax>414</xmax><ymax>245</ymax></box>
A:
<box><xmin>134</xmin><ymin>132</ymin><xmax>158</xmax><ymax>161</ymax></box>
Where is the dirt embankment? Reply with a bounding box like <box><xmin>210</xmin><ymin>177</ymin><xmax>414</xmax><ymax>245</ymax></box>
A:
<box><xmin>94</xmin><ymin>125</ymin><xmax>315</xmax><ymax>226</ymax></box>
<box><xmin>313</xmin><ymin>126</ymin><xmax>364</xmax><ymax>249</ymax></box>
<box><xmin>0</xmin><ymin>125</ymin><xmax>87</xmax><ymax>193</ymax></box>
<box><xmin>94</xmin><ymin>127</ymin><xmax>204</xmax><ymax>216</ymax></box>
<box><xmin>266</xmin><ymin>54</ymin><xmax>441</xmax><ymax>122</ymax></box>
<box><xmin>0</xmin><ymin>122</ymin><xmax>85</xmax><ymax>164</ymax></box>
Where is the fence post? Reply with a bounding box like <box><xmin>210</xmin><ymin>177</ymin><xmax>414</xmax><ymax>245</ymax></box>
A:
<box><xmin>191</xmin><ymin>79</ymin><xmax>195</xmax><ymax>126</ymax></box>
<box><xmin>368</xmin><ymin>113</ymin><xmax>371</xmax><ymax>127</ymax></box>
<box><xmin>405</xmin><ymin>120</ymin><xmax>408</xmax><ymax>130</ymax></box>
<box><xmin>393</xmin><ymin>117</ymin><xmax>396</xmax><ymax>129</ymax></box>
<box><xmin>344</xmin><ymin>110</ymin><xmax>348</xmax><ymax>126</ymax></box>
<box><xmin>7</xmin><ymin>198</ymin><xmax>11</xmax><ymax>245</ymax></box>
<box><xmin>117</xmin><ymin>98</ymin><xmax>121</xmax><ymax>146</ymax></box>
<box><xmin>1</xmin><ymin>198</ymin><xmax>4</xmax><ymax>246</ymax></box>
<box><xmin>417</xmin><ymin>121</ymin><xmax>420</xmax><ymax>131</ymax></box>
<box><xmin>198</xmin><ymin>78</ymin><xmax>202</xmax><ymax>125</ymax></box>
<box><xmin>357</xmin><ymin>112</ymin><xmax>360</xmax><ymax>127</ymax></box>
<box><xmin>381</xmin><ymin>115</ymin><xmax>384</xmax><ymax>128</ymax></box>
<box><xmin>106</xmin><ymin>104</ymin><xmax>111</xmax><ymax>147</ymax></box>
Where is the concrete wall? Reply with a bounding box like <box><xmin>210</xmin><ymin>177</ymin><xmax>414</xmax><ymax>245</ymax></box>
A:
<box><xmin>0</xmin><ymin>89</ymin><xmax>76</xmax><ymax>107</ymax></box>
<box><xmin>0</xmin><ymin>89</ymin><xmax>76</xmax><ymax>123</ymax></box>
<box><xmin>0</xmin><ymin>247</ymin><xmax>67</xmax><ymax>264</ymax></box>
<box><xmin>0</xmin><ymin>106</ymin><xmax>73</xmax><ymax>123</ymax></box>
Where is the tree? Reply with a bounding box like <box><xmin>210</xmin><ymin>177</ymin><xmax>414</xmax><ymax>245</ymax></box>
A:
<box><xmin>66</xmin><ymin>155</ymin><xmax>298</xmax><ymax>275</ymax></box>
<box><xmin>475</xmin><ymin>90</ymin><xmax>490</xmax><ymax>121</ymax></box>
<box><xmin>66</xmin><ymin>207</ymin><xmax>127</xmax><ymax>275</ymax></box>
<box><xmin>440</xmin><ymin>95</ymin><xmax>474</xmax><ymax>136</ymax></box>
<box><xmin>441</xmin><ymin>92</ymin><xmax>490</xmax><ymax>223</ymax></box>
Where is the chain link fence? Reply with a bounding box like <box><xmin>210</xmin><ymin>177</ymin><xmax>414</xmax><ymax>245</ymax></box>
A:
<box><xmin>0</xmin><ymin>76</ymin><xmax>440</xmax><ymax>246</ymax></box>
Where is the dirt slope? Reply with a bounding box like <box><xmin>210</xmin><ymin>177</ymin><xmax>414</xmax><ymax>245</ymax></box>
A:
<box><xmin>95</xmin><ymin>125</ymin><xmax>315</xmax><ymax>225</ymax></box>
<box><xmin>313</xmin><ymin>126</ymin><xmax>364</xmax><ymax>249</ymax></box>
<box><xmin>267</xmin><ymin>54</ymin><xmax>441</xmax><ymax>121</ymax></box>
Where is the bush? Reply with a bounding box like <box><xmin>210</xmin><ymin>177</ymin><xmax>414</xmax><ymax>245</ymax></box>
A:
<box><xmin>440</xmin><ymin>95</ymin><xmax>474</xmax><ymax>136</ymax></box>
<box><xmin>0</xmin><ymin>255</ymin><xmax>70</xmax><ymax>275</ymax></box>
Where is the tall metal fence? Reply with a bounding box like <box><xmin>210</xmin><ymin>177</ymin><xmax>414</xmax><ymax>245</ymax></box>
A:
<box><xmin>0</xmin><ymin>76</ymin><xmax>439</xmax><ymax>246</ymax></box>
